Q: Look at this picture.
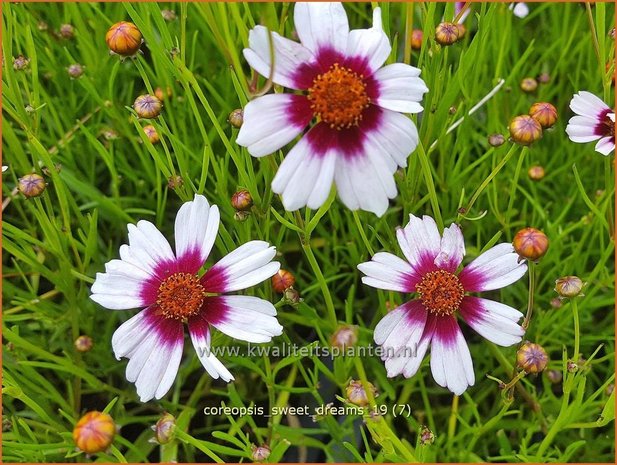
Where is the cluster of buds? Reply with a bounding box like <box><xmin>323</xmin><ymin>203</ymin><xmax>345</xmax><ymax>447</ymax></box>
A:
<box><xmin>345</xmin><ymin>379</ymin><xmax>378</xmax><ymax>407</ymax></box>
<box><xmin>73</xmin><ymin>411</ymin><xmax>116</xmax><ymax>454</ymax></box>
<box><xmin>106</xmin><ymin>21</ymin><xmax>143</xmax><ymax>57</ymax></box>
<box><xmin>516</xmin><ymin>342</ymin><xmax>548</xmax><ymax>374</ymax></box>
<box><xmin>513</xmin><ymin>227</ymin><xmax>549</xmax><ymax>262</ymax></box>
<box><xmin>509</xmin><ymin>102</ymin><xmax>557</xmax><ymax>145</ymax></box>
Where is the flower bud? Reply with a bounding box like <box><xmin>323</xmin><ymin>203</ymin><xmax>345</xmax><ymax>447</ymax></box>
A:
<box><xmin>167</xmin><ymin>175</ymin><xmax>183</xmax><ymax>190</ymax></box>
<box><xmin>106</xmin><ymin>21</ymin><xmax>143</xmax><ymax>56</ymax></box>
<box><xmin>550</xmin><ymin>297</ymin><xmax>562</xmax><ymax>309</ymax></box>
<box><xmin>228</xmin><ymin>109</ymin><xmax>244</xmax><ymax>129</ymax></box>
<box><xmin>520</xmin><ymin>77</ymin><xmax>538</xmax><ymax>93</ymax></box>
<box><xmin>154</xmin><ymin>86</ymin><xmax>173</xmax><ymax>102</ymax></box>
<box><xmin>411</xmin><ymin>29</ymin><xmax>423</xmax><ymax>50</ymax></box>
<box><xmin>513</xmin><ymin>227</ymin><xmax>549</xmax><ymax>261</ymax></box>
<box><xmin>284</xmin><ymin>287</ymin><xmax>300</xmax><ymax>304</ymax></box>
<box><xmin>143</xmin><ymin>125</ymin><xmax>160</xmax><ymax>144</ymax></box>
<box><xmin>516</xmin><ymin>342</ymin><xmax>548</xmax><ymax>374</ymax></box>
<box><xmin>151</xmin><ymin>413</ymin><xmax>176</xmax><ymax>445</ymax></box>
<box><xmin>38</xmin><ymin>21</ymin><xmax>49</xmax><ymax>31</ymax></box>
<box><xmin>234</xmin><ymin>210</ymin><xmax>251</xmax><ymax>222</ymax></box>
<box><xmin>74</xmin><ymin>335</ymin><xmax>93</xmax><ymax>352</ymax></box>
<box><xmin>537</xmin><ymin>72</ymin><xmax>550</xmax><ymax>84</ymax></box>
<box><xmin>529</xmin><ymin>102</ymin><xmax>557</xmax><ymax>128</ymax></box>
<box><xmin>509</xmin><ymin>115</ymin><xmax>542</xmax><ymax>145</ymax></box>
<box><xmin>546</xmin><ymin>369</ymin><xmax>562</xmax><ymax>384</ymax></box>
<box><xmin>435</xmin><ymin>22</ymin><xmax>460</xmax><ymax>45</ymax></box>
<box><xmin>133</xmin><ymin>94</ymin><xmax>162</xmax><ymax>119</ymax></box>
<box><xmin>59</xmin><ymin>24</ymin><xmax>75</xmax><ymax>39</ymax></box>
<box><xmin>73</xmin><ymin>411</ymin><xmax>116</xmax><ymax>454</ymax></box>
<box><xmin>101</xmin><ymin>128</ymin><xmax>119</xmax><ymax>141</ymax></box>
<box><xmin>231</xmin><ymin>189</ymin><xmax>253</xmax><ymax>211</ymax></box>
<box><xmin>272</xmin><ymin>269</ymin><xmax>295</xmax><ymax>293</ymax></box>
<box><xmin>161</xmin><ymin>9</ymin><xmax>177</xmax><ymax>21</ymax></box>
<box><xmin>488</xmin><ymin>133</ymin><xmax>506</xmax><ymax>147</ymax></box>
<box><xmin>13</xmin><ymin>55</ymin><xmax>30</xmax><ymax>71</ymax></box>
<box><xmin>419</xmin><ymin>425</ymin><xmax>435</xmax><ymax>445</ymax></box>
<box><xmin>554</xmin><ymin>276</ymin><xmax>584</xmax><ymax>298</ymax></box>
<box><xmin>18</xmin><ymin>173</ymin><xmax>46</xmax><ymax>198</ymax></box>
<box><xmin>346</xmin><ymin>379</ymin><xmax>378</xmax><ymax>407</ymax></box>
<box><xmin>527</xmin><ymin>165</ymin><xmax>545</xmax><ymax>181</ymax></box>
<box><xmin>67</xmin><ymin>63</ymin><xmax>84</xmax><ymax>79</ymax></box>
<box><xmin>251</xmin><ymin>444</ymin><xmax>271</xmax><ymax>462</ymax></box>
<box><xmin>567</xmin><ymin>360</ymin><xmax>578</xmax><ymax>373</ymax></box>
<box><xmin>330</xmin><ymin>325</ymin><xmax>358</xmax><ymax>350</ymax></box>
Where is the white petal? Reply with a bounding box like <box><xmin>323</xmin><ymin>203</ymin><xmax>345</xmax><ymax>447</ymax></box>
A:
<box><xmin>127</xmin><ymin>220</ymin><xmax>175</xmax><ymax>271</ymax></box>
<box><xmin>373</xmin><ymin>63</ymin><xmax>428</xmax><ymax>114</ymax></box>
<box><xmin>459</xmin><ymin>243</ymin><xmax>527</xmax><ymax>292</ymax></box>
<box><xmin>174</xmin><ymin>195</ymin><xmax>219</xmax><ymax>270</ymax></box>
<box><xmin>90</xmin><ymin>292</ymin><xmax>144</xmax><ymax>310</ymax></box>
<box><xmin>366</xmin><ymin>109</ymin><xmax>419</xmax><ymax>168</ymax></box>
<box><xmin>346</xmin><ymin>8</ymin><xmax>391</xmax><ymax>74</ymax></box>
<box><xmin>271</xmin><ymin>133</ymin><xmax>312</xmax><ymax>196</ymax></box>
<box><xmin>510</xmin><ymin>2</ymin><xmax>529</xmax><ymax>18</ymax></box>
<box><xmin>188</xmin><ymin>319</ymin><xmax>234</xmax><ymax>382</ymax></box>
<box><xmin>236</xmin><ymin>94</ymin><xmax>312</xmax><ymax>157</ymax></box>
<box><xmin>570</xmin><ymin>91</ymin><xmax>610</xmax><ymax>119</ymax></box>
<box><xmin>358</xmin><ymin>252</ymin><xmax>417</xmax><ymax>292</ymax></box>
<box><xmin>430</xmin><ymin>316</ymin><xmax>475</xmax><ymax>395</ymax></box>
<box><xmin>243</xmin><ymin>25</ymin><xmax>315</xmax><ymax>89</ymax></box>
<box><xmin>434</xmin><ymin>223</ymin><xmax>465</xmax><ymax>272</ymax></box>
<box><xmin>396</xmin><ymin>214</ymin><xmax>442</xmax><ymax>270</ymax></box>
<box><xmin>460</xmin><ymin>297</ymin><xmax>524</xmax><ymax>347</ymax></box>
<box><xmin>207</xmin><ymin>296</ymin><xmax>283</xmax><ymax>343</ymax></box>
<box><xmin>294</xmin><ymin>2</ymin><xmax>349</xmax><ymax>56</ymax></box>
<box><xmin>595</xmin><ymin>136</ymin><xmax>615</xmax><ymax>156</ymax></box>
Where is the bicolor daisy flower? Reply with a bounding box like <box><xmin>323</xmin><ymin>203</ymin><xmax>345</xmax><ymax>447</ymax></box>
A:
<box><xmin>565</xmin><ymin>91</ymin><xmax>615</xmax><ymax>156</ymax></box>
<box><xmin>358</xmin><ymin>215</ymin><xmax>527</xmax><ymax>395</ymax></box>
<box><xmin>90</xmin><ymin>195</ymin><xmax>283</xmax><ymax>402</ymax></box>
<box><xmin>236</xmin><ymin>2</ymin><xmax>428</xmax><ymax>216</ymax></box>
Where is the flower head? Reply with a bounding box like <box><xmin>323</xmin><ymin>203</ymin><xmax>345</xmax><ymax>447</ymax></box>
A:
<box><xmin>106</xmin><ymin>21</ymin><xmax>142</xmax><ymax>56</ymax></box>
<box><xmin>358</xmin><ymin>215</ymin><xmax>527</xmax><ymax>395</ymax></box>
<box><xmin>73</xmin><ymin>411</ymin><xmax>116</xmax><ymax>454</ymax></box>
<box><xmin>236</xmin><ymin>3</ymin><xmax>428</xmax><ymax>216</ymax></box>
<box><xmin>228</xmin><ymin>109</ymin><xmax>244</xmax><ymax>128</ymax></box>
<box><xmin>565</xmin><ymin>91</ymin><xmax>615</xmax><ymax>156</ymax></box>
<box><xmin>90</xmin><ymin>195</ymin><xmax>283</xmax><ymax>402</ymax></box>
<box><xmin>527</xmin><ymin>165</ymin><xmax>545</xmax><ymax>181</ymax></box>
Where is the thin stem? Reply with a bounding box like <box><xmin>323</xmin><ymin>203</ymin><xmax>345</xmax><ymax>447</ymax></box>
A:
<box><xmin>301</xmin><ymin>239</ymin><xmax>337</xmax><ymax>328</ymax></box>
<box><xmin>523</xmin><ymin>261</ymin><xmax>535</xmax><ymax>330</ymax></box>
<box><xmin>571</xmin><ymin>299</ymin><xmax>580</xmax><ymax>362</ymax></box>
<box><xmin>416</xmin><ymin>141</ymin><xmax>443</xmax><ymax>230</ymax></box>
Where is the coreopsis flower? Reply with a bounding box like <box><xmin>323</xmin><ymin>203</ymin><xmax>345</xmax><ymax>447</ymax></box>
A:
<box><xmin>236</xmin><ymin>2</ymin><xmax>428</xmax><ymax>216</ymax></box>
<box><xmin>358</xmin><ymin>215</ymin><xmax>527</xmax><ymax>395</ymax></box>
<box><xmin>90</xmin><ymin>195</ymin><xmax>283</xmax><ymax>402</ymax></box>
<box><xmin>565</xmin><ymin>91</ymin><xmax>615</xmax><ymax>156</ymax></box>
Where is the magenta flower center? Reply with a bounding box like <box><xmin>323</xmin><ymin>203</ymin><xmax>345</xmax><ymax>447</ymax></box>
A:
<box><xmin>602</xmin><ymin>113</ymin><xmax>615</xmax><ymax>138</ymax></box>
<box><xmin>416</xmin><ymin>270</ymin><xmax>465</xmax><ymax>316</ymax></box>
<box><xmin>307</xmin><ymin>63</ymin><xmax>370</xmax><ymax>130</ymax></box>
<box><xmin>157</xmin><ymin>272</ymin><xmax>205</xmax><ymax>320</ymax></box>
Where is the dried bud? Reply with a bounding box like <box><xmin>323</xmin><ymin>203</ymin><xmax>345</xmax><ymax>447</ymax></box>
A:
<box><xmin>18</xmin><ymin>173</ymin><xmax>46</xmax><ymax>198</ymax></box>
<box><xmin>435</xmin><ymin>22</ymin><xmax>460</xmax><ymax>45</ymax></box>
<box><xmin>152</xmin><ymin>413</ymin><xmax>176</xmax><ymax>445</ymax></box>
<box><xmin>554</xmin><ymin>276</ymin><xmax>584</xmax><ymax>298</ymax></box>
<box><xmin>488</xmin><ymin>133</ymin><xmax>506</xmax><ymax>147</ymax></box>
<box><xmin>74</xmin><ymin>335</ymin><xmax>93</xmax><ymax>352</ymax></box>
<box><xmin>346</xmin><ymin>379</ymin><xmax>378</xmax><ymax>407</ymax></box>
<box><xmin>106</xmin><ymin>21</ymin><xmax>143</xmax><ymax>56</ymax></box>
<box><xmin>520</xmin><ymin>77</ymin><xmax>538</xmax><ymax>93</ymax></box>
<box><xmin>161</xmin><ymin>9</ymin><xmax>177</xmax><ymax>21</ymax></box>
<box><xmin>411</xmin><ymin>29</ymin><xmax>423</xmax><ymax>50</ymax></box>
<box><xmin>419</xmin><ymin>425</ymin><xmax>435</xmax><ymax>445</ymax></box>
<box><xmin>167</xmin><ymin>175</ymin><xmax>183</xmax><ymax>190</ymax></box>
<box><xmin>550</xmin><ymin>297</ymin><xmax>563</xmax><ymax>309</ymax></box>
<box><xmin>154</xmin><ymin>86</ymin><xmax>173</xmax><ymax>101</ymax></box>
<box><xmin>59</xmin><ymin>24</ymin><xmax>75</xmax><ymax>39</ymax></box>
<box><xmin>228</xmin><ymin>109</ymin><xmax>244</xmax><ymax>128</ymax></box>
<box><xmin>529</xmin><ymin>102</ymin><xmax>557</xmax><ymax>128</ymax></box>
<box><xmin>284</xmin><ymin>287</ymin><xmax>300</xmax><ymax>304</ymax></box>
<box><xmin>537</xmin><ymin>72</ymin><xmax>550</xmax><ymax>84</ymax></box>
<box><xmin>546</xmin><ymin>369</ymin><xmax>562</xmax><ymax>384</ymax></box>
<box><xmin>234</xmin><ymin>210</ymin><xmax>251</xmax><ymax>222</ymax></box>
<box><xmin>516</xmin><ymin>342</ymin><xmax>548</xmax><ymax>374</ymax></box>
<box><xmin>251</xmin><ymin>444</ymin><xmax>271</xmax><ymax>462</ymax></box>
<box><xmin>73</xmin><ymin>411</ymin><xmax>116</xmax><ymax>454</ymax></box>
<box><xmin>143</xmin><ymin>125</ymin><xmax>160</xmax><ymax>144</ymax></box>
<box><xmin>231</xmin><ymin>189</ymin><xmax>253</xmax><ymax>211</ymax></box>
<box><xmin>67</xmin><ymin>63</ymin><xmax>84</xmax><ymax>79</ymax></box>
<box><xmin>330</xmin><ymin>325</ymin><xmax>358</xmax><ymax>350</ymax></box>
<box><xmin>513</xmin><ymin>227</ymin><xmax>549</xmax><ymax>261</ymax></box>
<box><xmin>527</xmin><ymin>165</ymin><xmax>545</xmax><ymax>181</ymax></box>
<box><xmin>508</xmin><ymin>115</ymin><xmax>542</xmax><ymax>145</ymax></box>
<box><xmin>13</xmin><ymin>55</ymin><xmax>30</xmax><ymax>71</ymax></box>
<box><xmin>133</xmin><ymin>94</ymin><xmax>162</xmax><ymax>119</ymax></box>
<box><xmin>272</xmin><ymin>269</ymin><xmax>295</xmax><ymax>293</ymax></box>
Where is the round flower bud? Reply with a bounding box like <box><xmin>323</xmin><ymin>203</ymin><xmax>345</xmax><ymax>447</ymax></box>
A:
<box><xmin>167</xmin><ymin>175</ymin><xmax>183</xmax><ymax>190</ymax></box>
<box><xmin>234</xmin><ymin>210</ymin><xmax>250</xmax><ymax>222</ymax></box>
<box><xmin>550</xmin><ymin>297</ymin><xmax>562</xmax><ymax>309</ymax></box>
<box><xmin>411</xmin><ymin>29</ymin><xmax>423</xmax><ymax>50</ymax></box>
<box><xmin>488</xmin><ymin>133</ymin><xmax>506</xmax><ymax>147</ymax></box>
<box><xmin>513</xmin><ymin>227</ymin><xmax>549</xmax><ymax>261</ymax></box>
<box><xmin>143</xmin><ymin>125</ymin><xmax>160</xmax><ymax>144</ymax></box>
<box><xmin>527</xmin><ymin>165</ymin><xmax>545</xmax><ymax>181</ymax></box>
<box><xmin>346</xmin><ymin>379</ymin><xmax>378</xmax><ymax>407</ymax></box>
<box><xmin>546</xmin><ymin>369</ymin><xmax>562</xmax><ymax>384</ymax></box>
<box><xmin>74</xmin><ymin>335</ymin><xmax>93</xmax><ymax>352</ymax></box>
<box><xmin>435</xmin><ymin>22</ymin><xmax>460</xmax><ymax>45</ymax></box>
<box><xmin>154</xmin><ymin>86</ymin><xmax>172</xmax><ymax>102</ymax></box>
<box><xmin>284</xmin><ymin>287</ymin><xmax>300</xmax><ymax>304</ymax></box>
<box><xmin>59</xmin><ymin>24</ymin><xmax>75</xmax><ymax>39</ymax></box>
<box><xmin>516</xmin><ymin>342</ymin><xmax>548</xmax><ymax>374</ymax></box>
<box><xmin>152</xmin><ymin>413</ymin><xmax>176</xmax><ymax>445</ymax></box>
<box><xmin>251</xmin><ymin>444</ymin><xmax>271</xmax><ymax>462</ymax></box>
<box><xmin>554</xmin><ymin>276</ymin><xmax>584</xmax><ymax>298</ymax></box>
<box><xmin>537</xmin><ymin>72</ymin><xmax>550</xmax><ymax>84</ymax></box>
<box><xmin>161</xmin><ymin>9</ymin><xmax>177</xmax><ymax>21</ymax></box>
<box><xmin>419</xmin><ymin>425</ymin><xmax>435</xmax><ymax>445</ymax></box>
<box><xmin>567</xmin><ymin>360</ymin><xmax>578</xmax><ymax>373</ymax></box>
<box><xmin>18</xmin><ymin>173</ymin><xmax>46</xmax><ymax>198</ymax></box>
<box><xmin>508</xmin><ymin>115</ymin><xmax>542</xmax><ymax>145</ymax></box>
<box><xmin>529</xmin><ymin>102</ymin><xmax>557</xmax><ymax>128</ymax></box>
<box><xmin>133</xmin><ymin>94</ymin><xmax>162</xmax><ymax>119</ymax></box>
<box><xmin>73</xmin><ymin>411</ymin><xmax>116</xmax><ymax>454</ymax></box>
<box><xmin>520</xmin><ymin>77</ymin><xmax>538</xmax><ymax>93</ymax></box>
<box><xmin>228</xmin><ymin>109</ymin><xmax>244</xmax><ymax>129</ymax></box>
<box><xmin>67</xmin><ymin>63</ymin><xmax>84</xmax><ymax>79</ymax></box>
<box><xmin>105</xmin><ymin>21</ymin><xmax>143</xmax><ymax>57</ymax></box>
<box><xmin>231</xmin><ymin>189</ymin><xmax>253</xmax><ymax>211</ymax></box>
<box><xmin>330</xmin><ymin>325</ymin><xmax>358</xmax><ymax>350</ymax></box>
<box><xmin>272</xmin><ymin>269</ymin><xmax>295</xmax><ymax>293</ymax></box>
<box><xmin>13</xmin><ymin>55</ymin><xmax>30</xmax><ymax>71</ymax></box>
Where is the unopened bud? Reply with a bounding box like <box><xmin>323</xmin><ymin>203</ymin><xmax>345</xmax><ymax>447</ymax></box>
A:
<box><xmin>346</xmin><ymin>379</ymin><xmax>378</xmax><ymax>407</ymax></box>
<box><xmin>73</xmin><ymin>411</ymin><xmax>116</xmax><ymax>454</ymax></box>
<box><xmin>509</xmin><ymin>115</ymin><xmax>542</xmax><ymax>145</ymax></box>
<box><xmin>143</xmin><ymin>125</ymin><xmax>160</xmax><ymax>144</ymax></box>
<box><xmin>488</xmin><ymin>133</ymin><xmax>506</xmax><ymax>147</ymax></box>
<box><xmin>67</xmin><ymin>63</ymin><xmax>84</xmax><ymax>79</ymax></box>
<box><xmin>74</xmin><ymin>335</ymin><xmax>93</xmax><ymax>352</ymax></box>
<box><xmin>231</xmin><ymin>189</ymin><xmax>253</xmax><ymax>211</ymax></box>
<box><xmin>284</xmin><ymin>287</ymin><xmax>300</xmax><ymax>304</ymax></box>
<box><xmin>567</xmin><ymin>360</ymin><xmax>578</xmax><ymax>373</ymax></box>
<box><xmin>151</xmin><ymin>413</ymin><xmax>176</xmax><ymax>445</ymax></box>
<box><xmin>154</xmin><ymin>86</ymin><xmax>172</xmax><ymax>101</ymax></box>
<box><xmin>161</xmin><ymin>10</ymin><xmax>177</xmax><ymax>21</ymax></box>
<box><xmin>419</xmin><ymin>425</ymin><xmax>435</xmax><ymax>445</ymax></box>
<box><xmin>228</xmin><ymin>109</ymin><xmax>244</xmax><ymax>129</ymax></box>
<box><xmin>550</xmin><ymin>297</ymin><xmax>562</xmax><ymax>309</ymax></box>
<box><xmin>529</xmin><ymin>102</ymin><xmax>557</xmax><ymax>128</ymax></box>
<box><xmin>527</xmin><ymin>165</ymin><xmax>545</xmax><ymax>181</ymax></box>
<box><xmin>513</xmin><ymin>227</ymin><xmax>549</xmax><ymax>261</ymax></box>
<box><xmin>330</xmin><ymin>325</ymin><xmax>358</xmax><ymax>350</ymax></box>
<box><xmin>167</xmin><ymin>175</ymin><xmax>183</xmax><ymax>190</ymax></box>
<box><xmin>411</xmin><ymin>29</ymin><xmax>423</xmax><ymax>50</ymax></box>
<box><xmin>106</xmin><ymin>21</ymin><xmax>143</xmax><ymax>56</ymax></box>
<box><xmin>18</xmin><ymin>173</ymin><xmax>46</xmax><ymax>198</ymax></box>
<box><xmin>516</xmin><ymin>342</ymin><xmax>548</xmax><ymax>374</ymax></box>
<box><xmin>520</xmin><ymin>77</ymin><xmax>538</xmax><ymax>93</ymax></box>
<box><xmin>554</xmin><ymin>276</ymin><xmax>584</xmax><ymax>298</ymax></box>
<box><xmin>546</xmin><ymin>369</ymin><xmax>562</xmax><ymax>384</ymax></box>
<box><xmin>234</xmin><ymin>210</ymin><xmax>250</xmax><ymax>222</ymax></box>
<box><xmin>435</xmin><ymin>22</ymin><xmax>460</xmax><ymax>45</ymax></box>
<box><xmin>272</xmin><ymin>269</ymin><xmax>295</xmax><ymax>293</ymax></box>
<box><xmin>59</xmin><ymin>23</ymin><xmax>75</xmax><ymax>39</ymax></box>
<box><xmin>134</xmin><ymin>95</ymin><xmax>162</xmax><ymax>119</ymax></box>
<box><xmin>13</xmin><ymin>55</ymin><xmax>30</xmax><ymax>71</ymax></box>
<box><xmin>537</xmin><ymin>72</ymin><xmax>550</xmax><ymax>84</ymax></box>
<box><xmin>251</xmin><ymin>444</ymin><xmax>270</xmax><ymax>462</ymax></box>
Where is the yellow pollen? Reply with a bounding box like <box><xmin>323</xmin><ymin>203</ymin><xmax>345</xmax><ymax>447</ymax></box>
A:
<box><xmin>157</xmin><ymin>272</ymin><xmax>205</xmax><ymax>320</ymax></box>
<box><xmin>416</xmin><ymin>270</ymin><xmax>465</xmax><ymax>316</ymax></box>
<box><xmin>307</xmin><ymin>63</ymin><xmax>370</xmax><ymax>130</ymax></box>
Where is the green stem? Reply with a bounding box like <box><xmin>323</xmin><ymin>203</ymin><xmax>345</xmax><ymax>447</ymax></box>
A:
<box><xmin>571</xmin><ymin>299</ymin><xmax>580</xmax><ymax>363</ymax></box>
<box><xmin>416</xmin><ymin>141</ymin><xmax>443</xmax><ymax>229</ymax></box>
<box><xmin>352</xmin><ymin>211</ymin><xmax>374</xmax><ymax>256</ymax></box>
<box><xmin>301</xmin><ymin>239</ymin><xmax>337</xmax><ymax>328</ymax></box>
<box><xmin>523</xmin><ymin>261</ymin><xmax>535</xmax><ymax>330</ymax></box>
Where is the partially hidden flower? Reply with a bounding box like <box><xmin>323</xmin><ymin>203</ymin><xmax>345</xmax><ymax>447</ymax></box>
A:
<box><xmin>358</xmin><ymin>215</ymin><xmax>527</xmax><ymax>395</ymax></box>
<box><xmin>236</xmin><ymin>2</ymin><xmax>428</xmax><ymax>216</ymax></box>
<box><xmin>509</xmin><ymin>3</ymin><xmax>529</xmax><ymax>18</ymax></box>
<box><xmin>90</xmin><ymin>195</ymin><xmax>283</xmax><ymax>402</ymax></box>
<box><xmin>565</xmin><ymin>91</ymin><xmax>615</xmax><ymax>156</ymax></box>
<box><xmin>73</xmin><ymin>411</ymin><xmax>116</xmax><ymax>454</ymax></box>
